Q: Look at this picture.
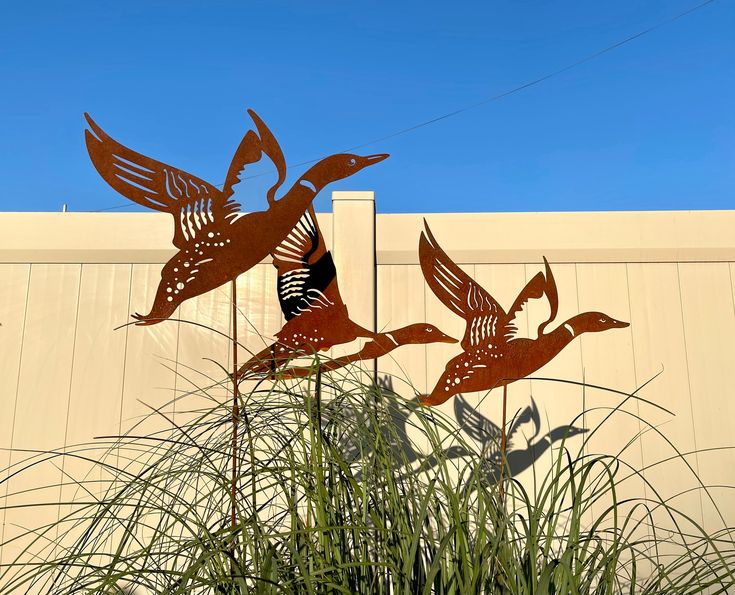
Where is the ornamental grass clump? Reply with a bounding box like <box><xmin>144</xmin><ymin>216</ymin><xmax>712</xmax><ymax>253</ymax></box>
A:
<box><xmin>0</xmin><ymin>357</ymin><xmax>733</xmax><ymax>594</ymax></box>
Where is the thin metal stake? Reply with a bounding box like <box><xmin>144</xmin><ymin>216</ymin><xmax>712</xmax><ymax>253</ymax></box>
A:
<box><xmin>499</xmin><ymin>384</ymin><xmax>508</xmax><ymax>504</ymax></box>
<box><xmin>231</xmin><ymin>280</ymin><xmax>239</xmax><ymax>543</ymax></box>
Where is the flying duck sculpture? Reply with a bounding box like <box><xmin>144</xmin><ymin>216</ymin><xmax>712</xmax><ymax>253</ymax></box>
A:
<box><xmin>419</xmin><ymin>221</ymin><xmax>629</xmax><ymax>406</ymax></box>
<box><xmin>235</xmin><ymin>206</ymin><xmax>456</xmax><ymax>380</ymax></box>
<box><xmin>84</xmin><ymin>109</ymin><xmax>388</xmax><ymax>325</ymax></box>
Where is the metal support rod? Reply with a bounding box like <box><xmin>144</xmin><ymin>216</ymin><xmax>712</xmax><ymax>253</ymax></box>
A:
<box><xmin>498</xmin><ymin>384</ymin><xmax>508</xmax><ymax>504</ymax></box>
<box><xmin>231</xmin><ymin>280</ymin><xmax>239</xmax><ymax>532</ymax></box>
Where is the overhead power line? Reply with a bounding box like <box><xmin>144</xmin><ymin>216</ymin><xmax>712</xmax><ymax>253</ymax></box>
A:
<box><xmin>87</xmin><ymin>0</ymin><xmax>721</xmax><ymax>213</ymax></box>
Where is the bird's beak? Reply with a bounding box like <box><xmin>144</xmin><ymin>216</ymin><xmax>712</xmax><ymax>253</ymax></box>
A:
<box><xmin>611</xmin><ymin>318</ymin><xmax>630</xmax><ymax>328</ymax></box>
<box><xmin>439</xmin><ymin>331</ymin><xmax>458</xmax><ymax>344</ymax></box>
<box><xmin>364</xmin><ymin>153</ymin><xmax>389</xmax><ymax>165</ymax></box>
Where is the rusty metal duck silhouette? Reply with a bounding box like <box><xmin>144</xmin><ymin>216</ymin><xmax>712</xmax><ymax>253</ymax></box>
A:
<box><xmin>419</xmin><ymin>221</ymin><xmax>629</xmax><ymax>406</ymax></box>
<box><xmin>84</xmin><ymin>109</ymin><xmax>388</xmax><ymax>325</ymax></box>
<box><xmin>235</xmin><ymin>206</ymin><xmax>455</xmax><ymax>380</ymax></box>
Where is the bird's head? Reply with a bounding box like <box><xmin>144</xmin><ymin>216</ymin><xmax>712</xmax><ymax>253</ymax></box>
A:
<box><xmin>566</xmin><ymin>312</ymin><xmax>629</xmax><ymax>336</ymax></box>
<box><xmin>390</xmin><ymin>323</ymin><xmax>457</xmax><ymax>346</ymax></box>
<box><xmin>299</xmin><ymin>152</ymin><xmax>389</xmax><ymax>192</ymax></box>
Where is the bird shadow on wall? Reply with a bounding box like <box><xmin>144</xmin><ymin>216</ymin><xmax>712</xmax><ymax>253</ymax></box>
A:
<box><xmin>322</xmin><ymin>374</ymin><xmax>588</xmax><ymax>485</ymax></box>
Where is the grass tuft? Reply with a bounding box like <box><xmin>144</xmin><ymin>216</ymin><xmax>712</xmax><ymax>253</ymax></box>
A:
<box><xmin>0</xmin><ymin>356</ymin><xmax>733</xmax><ymax>594</ymax></box>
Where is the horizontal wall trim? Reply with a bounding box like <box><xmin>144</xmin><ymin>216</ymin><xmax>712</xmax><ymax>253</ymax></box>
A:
<box><xmin>1</xmin><ymin>207</ymin><xmax>734</xmax><ymax>264</ymax></box>
<box><xmin>377</xmin><ymin>251</ymin><xmax>735</xmax><ymax>265</ymax></box>
<box><xmin>377</xmin><ymin>210</ymin><xmax>735</xmax><ymax>264</ymax></box>
<box><xmin>0</xmin><ymin>212</ymin><xmax>332</xmax><ymax>264</ymax></box>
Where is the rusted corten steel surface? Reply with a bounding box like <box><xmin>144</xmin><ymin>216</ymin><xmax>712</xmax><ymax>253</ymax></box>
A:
<box><xmin>235</xmin><ymin>207</ymin><xmax>455</xmax><ymax>381</ymax></box>
<box><xmin>84</xmin><ymin>109</ymin><xmax>387</xmax><ymax>324</ymax></box>
<box><xmin>418</xmin><ymin>222</ymin><xmax>628</xmax><ymax>405</ymax></box>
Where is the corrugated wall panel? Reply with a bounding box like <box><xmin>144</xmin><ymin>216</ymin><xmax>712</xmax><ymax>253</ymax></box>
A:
<box><xmin>63</xmin><ymin>264</ymin><xmax>131</xmax><ymax>441</ymax></box>
<box><xmin>120</xmin><ymin>264</ymin><xmax>180</xmax><ymax>438</ymax></box>
<box><xmin>575</xmin><ymin>264</ymin><xmax>639</xmax><ymax>465</ymax></box>
<box><xmin>235</xmin><ymin>264</ymin><xmax>283</xmax><ymax>371</ymax></box>
<box><xmin>375</xmin><ymin>265</ymin><xmax>429</xmax><ymax>460</ymax></box>
<box><xmin>626</xmin><ymin>262</ymin><xmax>703</xmax><ymax>564</ymax></box>
<box><xmin>627</xmin><ymin>264</ymin><xmax>702</xmax><ymax>510</ymax></box>
<box><xmin>575</xmin><ymin>263</ymin><xmax>648</xmax><ymax>561</ymax></box>
<box><xmin>60</xmin><ymin>264</ymin><xmax>131</xmax><ymax>498</ymax></box>
<box><xmin>0</xmin><ymin>264</ymin><xmax>31</xmax><ymax>564</ymax></box>
<box><xmin>2</xmin><ymin>264</ymin><xmax>81</xmax><ymax>565</ymax></box>
<box><xmin>376</xmin><ymin>265</ymin><xmax>428</xmax><ymax>394</ymax></box>
<box><xmin>54</xmin><ymin>264</ymin><xmax>132</xmax><ymax>567</ymax></box>
<box><xmin>677</xmin><ymin>263</ymin><xmax>735</xmax><ymax>534</ymax></box>
<box><xmin>175</xmin><ymin>282</ymin><xmax>232</xmax><ymax>424</ymax></box>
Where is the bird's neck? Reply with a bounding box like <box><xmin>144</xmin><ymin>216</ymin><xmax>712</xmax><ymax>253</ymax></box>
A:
<box><xmin>535</xmin><ymin>321</ymin><xmax>578</xmax><ymax>361</ymax></box>
<box><xmin>296</xmin><ymin>161</ymin><xmax>334</xmax><ymax>196</ymax></box>
<box><xmin>381</xmin><ymin>327</ymin><xmax>412</xmax><ymax>347</ymax></box>
<box><xmin>269</xmin><ymin>176</ymin><xmax>322</xmax><ymax>221</ymax></box>
<box><xmin>295</xmin><ymin>176</ymin><xmax>322</xmax><ymax>196</ymax></box>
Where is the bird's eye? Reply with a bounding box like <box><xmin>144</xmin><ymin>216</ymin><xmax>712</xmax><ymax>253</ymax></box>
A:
<box><xmin>348</xmin><ymin>158</ymin><xmax>356</xmax><ymax>167</ymax></box>
<box><xmin>599</xmin><ymin>318</ymin><xmax>607</xmax><ymax>323</ymax></box>
<box><xmin>426</xmin><ymin>327</ymin><xmax>433</xmax><ymax>332</ymax></box>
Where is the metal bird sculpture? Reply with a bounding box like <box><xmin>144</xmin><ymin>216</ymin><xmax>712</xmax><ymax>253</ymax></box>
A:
<box><xmin>419</xmin><ymin>221</ymin><xmax>629</xmax><ymax>406</ymax></box>
<box><xmin>84</xmin><ymin>109</ymin><xmax>388</xmax><ymax>325</ymax></box>
<box><xmin>235</xmin><ymin>206</ymin><xmax>455</xmax><ymax>380</ymax></box>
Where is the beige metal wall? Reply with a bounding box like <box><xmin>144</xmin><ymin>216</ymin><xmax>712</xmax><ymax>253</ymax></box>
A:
<box><xmin>1</xmin><ymin>197</ymin><xmax>734</xmax><ymax>572</ymax></box>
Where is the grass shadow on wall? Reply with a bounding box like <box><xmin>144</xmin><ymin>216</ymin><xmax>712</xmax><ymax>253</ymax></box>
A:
<box><xmin>0</xmin><ymin>355</ymin><xmax>733</xmax><ymax>594</ymax></box>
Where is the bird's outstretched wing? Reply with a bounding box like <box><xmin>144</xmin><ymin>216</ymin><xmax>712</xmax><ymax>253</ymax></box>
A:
<box><xmin>420</xmin><ymin>221</ymin><xmax>505</xmax><ymax>350</ymax></box>
<box><xmin>503</xmin><ymin>257</ymin><xmax>558</xmax><ymax>341</ymax></box>
<box><xmin>273</xmin><ymin>206</ymin><xmax>344</xmax><ymax>320</ymax></box>
<box><xmin>84</xmin><ymin>111</ymin><xmax>267</xmax><ymax>249</ymax></box>
<box><xmin>224</xmin><ymin>109</ymin><xmax>286</xmax><ymax>202</ymax></box>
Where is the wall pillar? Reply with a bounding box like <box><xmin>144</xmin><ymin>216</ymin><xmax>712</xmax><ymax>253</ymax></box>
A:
<box><xmin>331</xmin><ymin>191</ymin><xmax>377</xmax><ymax>379</ymax></box>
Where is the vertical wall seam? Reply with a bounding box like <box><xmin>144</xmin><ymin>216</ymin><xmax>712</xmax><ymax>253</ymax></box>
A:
<box><xmin>524</xmin><ymin>263</ymin><xmax>533</xmax><ymax>403</ymax></box>
<box><xmin>573</xmin><ymin>263</ymin><xmax>595</xmax><ymax>529</ymax></box>
<box><xmin>56</xmin><ymin>264</ymin><xmax>84</xmax><ymax>535</ymax></box>
<box><xmin>59</xmin><ymin>264</ymin><xmax>83</xmax><ymax>448</ymax></box>
<box><xmin>675</xmin><ymin>262</ymin><xmax>705</xmax><ymax>524</ymax></box>
<box><xmin>729</xmin><ymin>263</ymin><xmax>735</xmax><ymax>318</ymax></box>
<box><xmin>418</xmin><ymin>265</ymin><xmax>427</xmax><ymax>394</ymax></box>
<box><xmin>573</xmin><ymin>263</ymin><xmax>586</xmax><ymax>457</ymax></box>
<box><xmin>624</xmin><ymin>264</ymin><xmax>645</xmax><ymax>474</ymax></box>
<box><xmin>624</xmin><ymin>262</ymin><xmax>652</xmax><ymax>549</ymax></box>
<box><xmin>0</xmin><ymin>264</ymin><xmax>32</xmax><ymax>553</ymax></box>
<box><xmin>118</xmin><ymin>264</ymin><xmax>133</xmax><ymax>438</ymax></box>
<box><xmin>172</xmin><ymin>317</ymin><xmax>181</xmax><ymax>424</ymax></box>
<box><xmin>226</xmin><ymin>281</ymin><xmax>232</xmax><ymax>377</ymax></box>
<box><xmin>423</xmin><ymin>265</ymin><xmax>429</xmax><ymax>394</ymax></box>
<box><xmin>371</xmin><ymin>201</ymin><xmax>377</xmax><ymax>381</ymax></box>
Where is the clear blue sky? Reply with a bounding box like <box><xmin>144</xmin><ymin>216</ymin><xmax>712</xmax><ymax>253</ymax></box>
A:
<box><xmin>1</xmin><ymin>0</ymin><xmax>732</xmax><ymax>213</ymax></box>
